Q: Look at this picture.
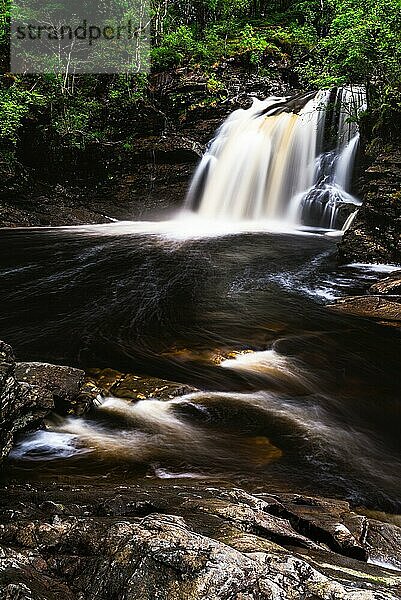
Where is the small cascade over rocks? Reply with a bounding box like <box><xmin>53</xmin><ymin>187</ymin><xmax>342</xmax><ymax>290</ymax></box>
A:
<box><xmin>186</xmin><ymin>87</ymin><xmax>366</xmax><ymax>230</ymax></box>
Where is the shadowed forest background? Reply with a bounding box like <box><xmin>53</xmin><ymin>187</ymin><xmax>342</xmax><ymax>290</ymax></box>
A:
<box><xmin>0</xmin><ymin>0</ymin><xmax>400</xmax><ymax>181</ymax></box>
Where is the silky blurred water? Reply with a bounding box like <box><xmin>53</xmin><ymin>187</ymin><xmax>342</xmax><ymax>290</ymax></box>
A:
<box><xmin>1</xmin><ymin>220</ymin><xmax>400</xmax><ymax>510</ymax></box>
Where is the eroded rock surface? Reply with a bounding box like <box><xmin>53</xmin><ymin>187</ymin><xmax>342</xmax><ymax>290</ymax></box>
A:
<box><xmin>85</xmin><ymin>367</ymin><xmax>196</xmax><ymax>401</ymax></box>
<box><xmin>328</xmin><ymin>296</ymin><xmax>401</xmax><ymax>324</ymax></box>
<box><xmin>0</xmin><ymin>482</ymin><xmax>400</xmax><ymax>600</ymax></box>
<box><xmin>339</xmin><ymin>143</ymin><xmax>401</xmax><ymax>265</ymax></box>
<box><xmin>0</xmin><ymin>343</ymin><xmax>88</xmax><ymax>462</ymax></box>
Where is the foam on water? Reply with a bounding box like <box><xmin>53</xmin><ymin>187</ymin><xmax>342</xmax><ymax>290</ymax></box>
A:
<box><xmin>345</xmin><ymin>263</ymin><xmax>401</xmax><ymax>273</ymax></box>
<box><xmin>186</xmin><ymin>87</ymin><xmax>366</xmax><ymax>230</ymax></box>
<box><xmin>10</xmin><ymin>430</ymin><xmax>89</xmax><ymax>460</ymax></box>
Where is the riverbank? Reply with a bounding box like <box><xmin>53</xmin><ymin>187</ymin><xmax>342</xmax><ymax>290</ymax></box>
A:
<box><xmin>2</xmin><ymin>478</ymin><xmax>401</xmax><ymax>599</ymax></box>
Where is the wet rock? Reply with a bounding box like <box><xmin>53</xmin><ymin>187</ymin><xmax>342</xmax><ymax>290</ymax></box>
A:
<box><xmin>370</xmin><ymin>272</ymin><xmax>401</xmax><ymax>295</ymax></box>
<box><xmin>0</xmin><ymin>342</ymin><xmax>53</xmax><ymax>462</ymax></box>
<box><xmin>366</xmin><ymin>519</ymin><xmax>401</xmax><ymax>571</ymax></box>
<box><xmin>0</xmin><ymin>482</ymin><xmax>400</xmax><ymax>600</ymax></box>
<box><xmin>328</xmin><ymin>296</ymin><xmax>401</xmax><ymax>324</ymax></box>
<box><xmin>267</xmin><ymin>494</ymin><xmax>368</xmax><ymax>561</ymax></box>
<box><xmin>186</xmin><ymin>496</ymin><xmax>322</xmax><ymax>551</ymax></box>
<box><xmin>86</xmin><ymin>368</ymin><xmax>196</xmax><ymax>401</ymax></box>
<box><xmin>0</xmin><ymin>182</ymin><xmax>114</xmax><ymax>228</ymax></box>
<box><xmin>162</xmin><ymin>347</ymin><xmax>255</xmax><ymax>365</ymax></box>
<box><xmin>15</xmin><ymin>363</ymin><xmax>87</xmax><ymax>415</ymax></box>
<box><xmin>0</xmin><ymin>344</ymin><xmax>93</xmax><ymax>462</ymax></box>
<box><xmin>339</xmin><ymin>142</ymin><xmax>401</xmax><ymax>265</ymax></box>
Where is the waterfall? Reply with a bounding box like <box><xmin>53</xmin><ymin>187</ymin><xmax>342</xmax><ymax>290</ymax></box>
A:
<box><xmin>185</xmin><ymin>87</ymin><xmax>366</xmax><ymax>230</ymax></box>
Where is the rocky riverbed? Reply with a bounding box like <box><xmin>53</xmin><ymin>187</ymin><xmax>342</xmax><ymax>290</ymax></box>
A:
<box><xmin>1</xmin><ymin>339</ymin><xmax>401</xmax><ymax>599</ymax></box>
<box><xmin>329</xmin><ymin>270</ymin><xmax>401</xmax><ymax>326</ymax></box>
<box><xmin>2</xmin><ymin>480</ymin><xmax>401</xmax><ymax>600</ymax></box>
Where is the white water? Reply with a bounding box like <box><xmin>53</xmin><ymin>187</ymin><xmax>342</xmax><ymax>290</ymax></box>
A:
<box><xmin>13</xmin><ymin>384</ymin><xmax>401</xmax><ymax>496</ymax></box>
<box><xmin>186</xmin><ymin>87</ymin><xmax>366</xmax><ymax>230</ymax></box>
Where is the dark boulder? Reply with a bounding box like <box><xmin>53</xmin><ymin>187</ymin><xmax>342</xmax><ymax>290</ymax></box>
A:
<box><xmin>15</xmin><ymin>362</ymin><xmax>86</xmax><ymax>416</ymax></box>
<box><xmin>0</xmin><ymin>342</ymin><xmax>53</xmax><ymax>462</ymax></box>
<box><xmin>0</xmin><ymin>343</ymin><xmax>89</xmax><ymax>463</ymax></box>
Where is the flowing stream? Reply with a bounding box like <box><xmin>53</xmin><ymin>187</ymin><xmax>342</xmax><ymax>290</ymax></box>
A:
<box><xmin>2</xmin><ymin>88</ymin><xmax>401</xmax><ymax>512</ymax></box>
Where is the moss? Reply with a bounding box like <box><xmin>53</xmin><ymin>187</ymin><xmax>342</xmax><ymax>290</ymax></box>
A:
<box><xmin>206</xmin><ymin>77</ymin><xmax>224</xmax><ymax>94</ymax></box>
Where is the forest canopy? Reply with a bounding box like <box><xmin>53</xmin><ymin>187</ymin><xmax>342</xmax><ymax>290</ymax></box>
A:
<box><xmin>0</xmin><ymin>0</ymin><xmax>400</xmax><ymax>160</ymax></box>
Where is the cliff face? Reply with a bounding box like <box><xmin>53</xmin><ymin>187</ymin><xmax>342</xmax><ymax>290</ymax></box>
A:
<box><xmin>339</xmin><ymin>139</ymin><xmax>401</xmax><ymax>265</ymax></box>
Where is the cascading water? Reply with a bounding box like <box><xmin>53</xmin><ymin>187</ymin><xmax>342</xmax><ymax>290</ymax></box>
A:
<box><xmin>186</xmin><ymin>86</ymin><xmax>366</xmax><ymax>230</ymax></box>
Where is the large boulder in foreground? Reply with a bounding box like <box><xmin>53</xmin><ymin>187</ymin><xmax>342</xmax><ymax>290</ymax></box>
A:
<box><xmin>0</xmin><ymin>482</ymin><xmax>400</xmax><ymax>599</ymax></box>
<box><xmin>15</xmin><ymin>362</ymin><xmax>86</xmax><ymax>415</ymax></box>
<box><xmin>0</xmin><ymin>341</ymin><xmax>52</xmax><ymax>462</ymax></box>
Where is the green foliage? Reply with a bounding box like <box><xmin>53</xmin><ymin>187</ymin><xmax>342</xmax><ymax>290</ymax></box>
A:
<box><xmin>236</xmin><ymin>24</ymin><xmax>273</xmax><ymax>66</ymax></box>
<box><xmin>151</xmin><ymin>25</ymin><xmax>203</xmax><ymax>68</ymax></box>
<box><xmin>150</xmin><ymin>0</ymin><xmax>324</xmax><ymax>73</ymax></box>
<box><xmin>0</xmin><ymin>0</ymin><xmax>401</xmax><ymax>160</ymax></box>
<box><xmin>0</xmin><ymin>80</ymin><xmax>43</xmax><ymax>144</ymax></box>
<box><xmin>107</xmin><ymin>73</ymin><xmax>148</xmax><ymax>105</ymax></box>
<box><xmin>206</xmin><ymin>76</ymin><xmax>223</xmax><ymax>93</ymax></box>
<box><xmin>0</xmin><ymin>0</ymin><xmax>10</xmax><ymax>48</ymax></box>
<box><xmin>151</xmin><ymin>18</ymin><xmax>300</xmax><ymax>71</ymax></box>
<box><xmin>52</xmin><ymin>98</ymin><xmax>104</xmax><ymax>149</ymax></box>
<box><xmin>0</xmin><ymin>71</ymin><xmax>150</xmax><ymax>156</ymax></box>
<box><xmin>295</xmin><ymin>0</ymin><xmax>401</xmax><ymax>130</ymax></box>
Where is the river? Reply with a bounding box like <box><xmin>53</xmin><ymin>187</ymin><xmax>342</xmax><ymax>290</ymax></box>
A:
<box><xmin>1</xmin><ymin>220</ymin><xmax>400</xmax><ymax>511</ymax></box>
